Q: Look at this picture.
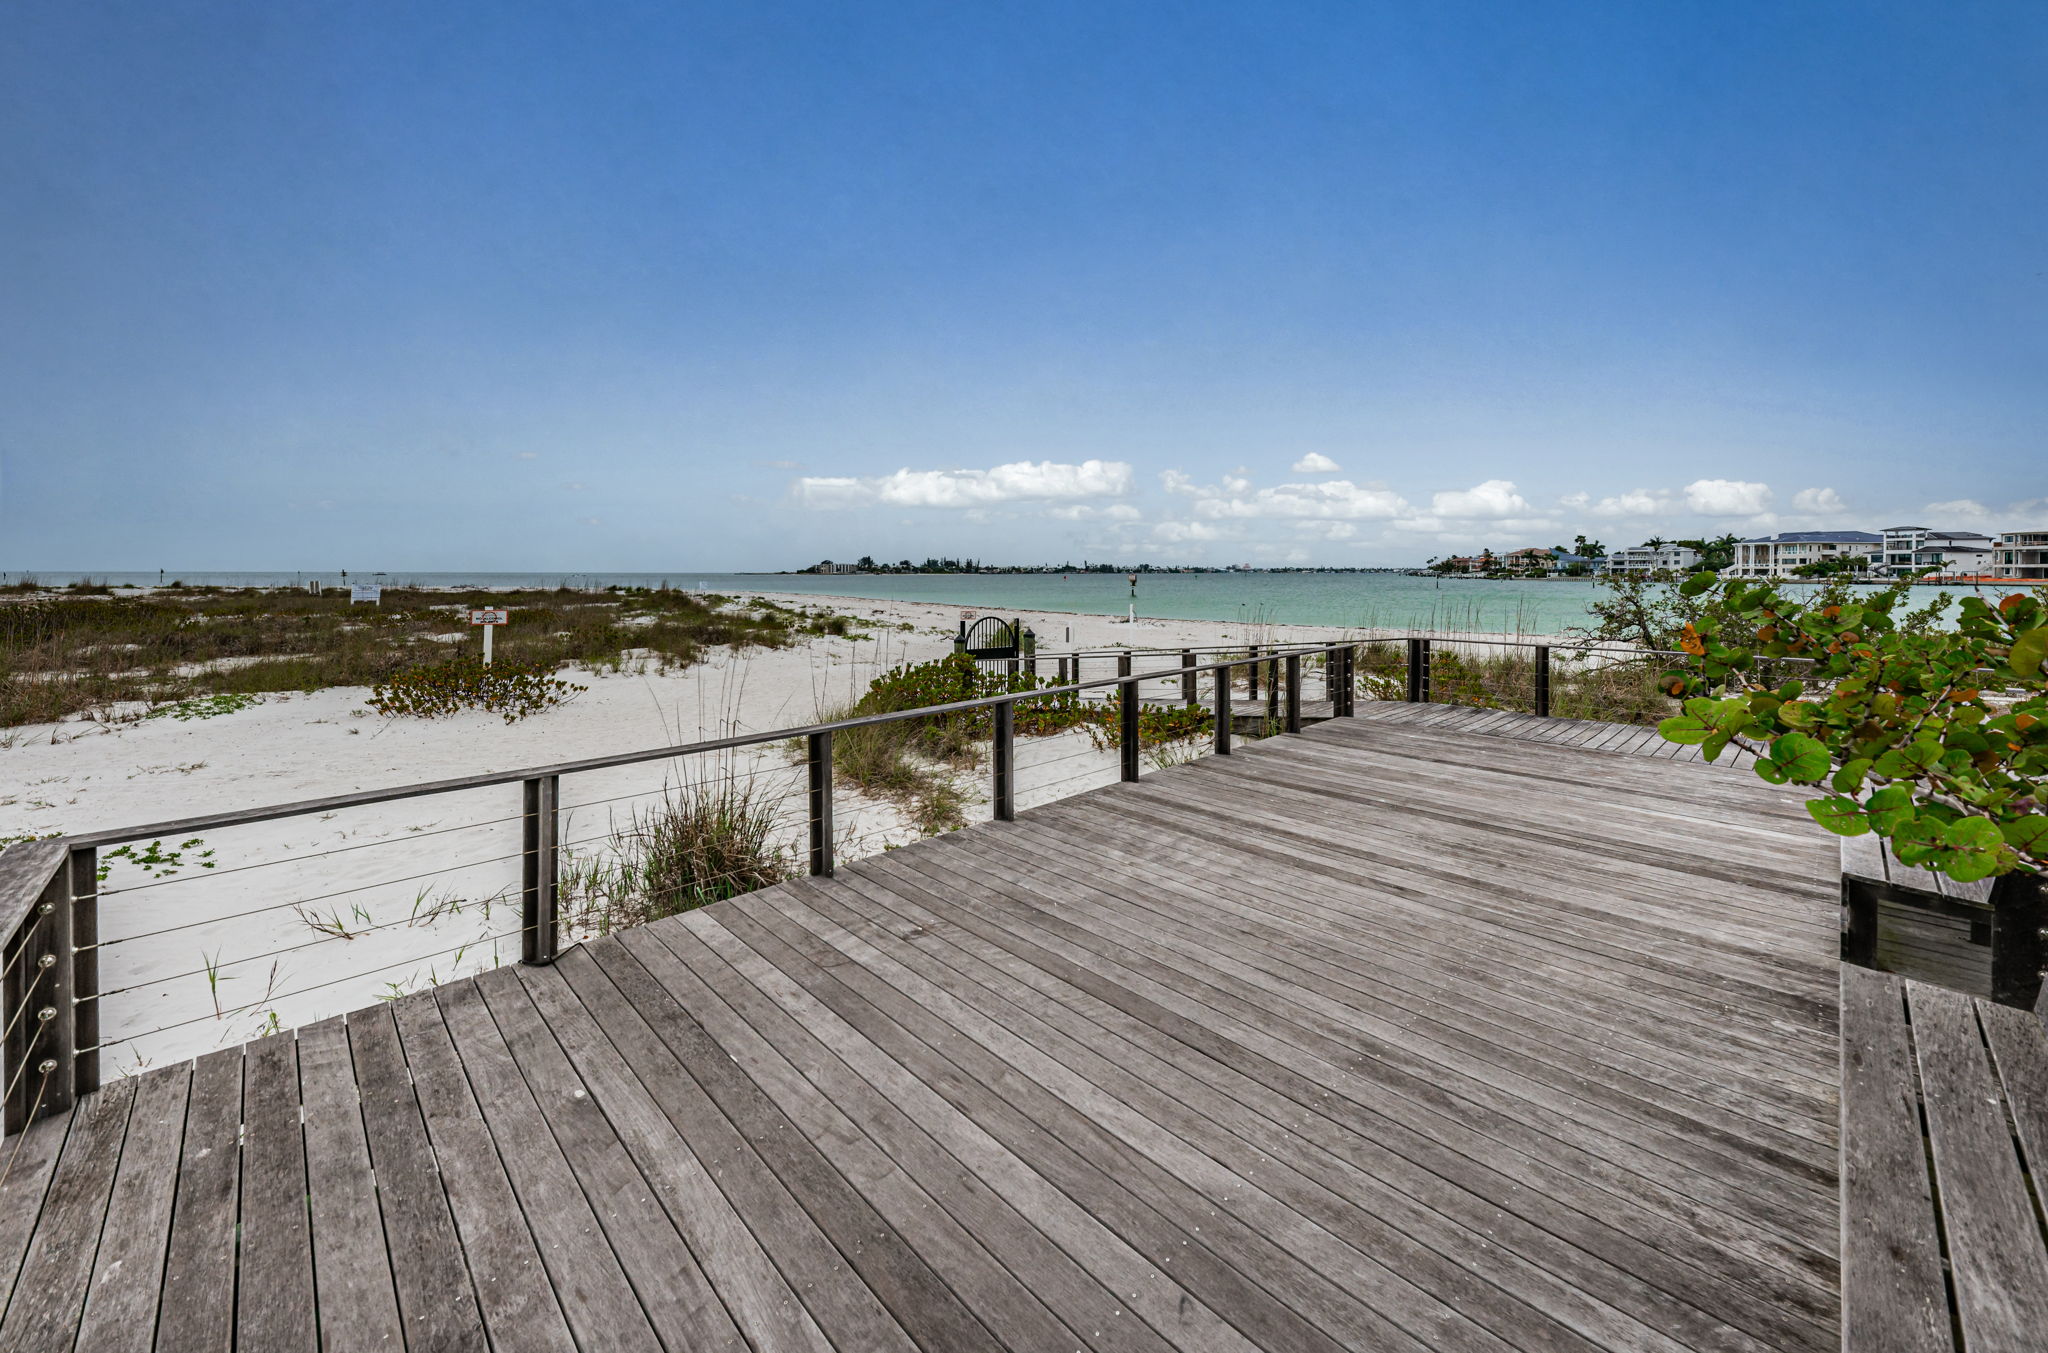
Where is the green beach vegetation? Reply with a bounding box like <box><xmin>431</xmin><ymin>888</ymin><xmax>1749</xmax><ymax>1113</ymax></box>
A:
<box><xmin>1657</xmin><ymin>573</ymin><xmax>2047</xmax><ymax>883</ymax></box>
<box><xmin>0</xmin><ymin>583</ymin><xmax>859</xmax><ymax>728</ymax></box>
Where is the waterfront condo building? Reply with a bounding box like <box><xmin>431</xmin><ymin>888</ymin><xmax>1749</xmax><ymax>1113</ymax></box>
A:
<box><xmin>1728</xmin><ymin>530</ymin><xmax>1882</xmax><ymax>578</ymax></box>
<box><xmin>1996</xmin><ymin>530</ymin><xmax>2048</xmax><ymax>581</ymax></box>
<box><xmin>1602</xmin><ymin>542</ymin><xmax>1702</xmax><ymax>574</ymax></box>
<box><xmin>1877</xmin><ymin>525</ymin><xmax>1996</xmax><ymax>577</ymax></box>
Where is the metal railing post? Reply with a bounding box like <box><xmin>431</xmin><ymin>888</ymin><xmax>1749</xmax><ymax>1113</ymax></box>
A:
<box><xmin>1119</xmin><ymin>678</ymin><xmax>1141</xmax><ymax>782</ymax></box>
<box><xmin>1407</xmin><ymin>638</ymin><xmax>1430</xmax><ymax>703</ymax></box>
<box><xmin>521</xmin><ymin>775</ymin><xmax>559</xmax><ymax>965</ymax></box>
<box><xmin>1266</xmin><ymin>654</ymin><xmax>1281</xmax><ymax>725</ymax></box>
<box><xmin>1214</xmin><ymin>661</ymin><xmax>1232</xmax><ymax>755</ymax></box>
<box><xmin>1181</xmin><ymin>650</ymin><xmax>1196</xmax><ymax>706</ymax></box>
<box><xmin>1534</xmin><ymin>644</ymin><xmax>1552</xmax><ymax>718</ymax></box>
<box><xmin>1324</xmin><ymin>649</ymin><xmax>1339</xmax><ymax>704</ymax></box>
<box><xmin>1247</xmin><ymin>646</ymin><xmax>1260</xmax><ymax>699</ymax></box>
<box><xmin>1341</xmin><ymin>645</ymin><xmax>1357</xmax><ymax>716</ymax></box>
<box><xmin>1284</xmin><ymin>654</ymin><xmax>1302</xmax><ymax>733</ymax></box>
<box><xmin>993</xmin><ymin>702</ymin><xmax>1015</xmax><ymax>822</ymax></box>
<box><xmin>1117</xmin><ymin>651</ymin><xmax>1132</xmax><ymax>677</ymax></box>
<box><xmin>70</xmin><ymin>846</ymin><xmax>98</xmax><ymax>1096</ymax></box>
<box><xmin>2</xmin><ymin>840</ymin><xmax>74</xmax><ymax>1134</ymax></box>
<box><xmin>807</xmin><ymin>731</ymin><xmax>834</xmax><ymax>877</ymax></box>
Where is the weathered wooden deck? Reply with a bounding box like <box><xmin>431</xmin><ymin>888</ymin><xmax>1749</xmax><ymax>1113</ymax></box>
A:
<box><xmin>0</xmin><ymin>712</ymin><xmax>1843</xmax><ymax>1352</ymax></box>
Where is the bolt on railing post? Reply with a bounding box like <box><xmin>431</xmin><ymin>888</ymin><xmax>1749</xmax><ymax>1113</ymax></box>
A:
<box><xmin>521</xmin><ymin>775</ymin><xmax>560</xmax><ymax>965</ymax></box>
<box><xmin>1342</xmin><ymin>645</ymin><xmax>1358</xmax><ymax>716</ymax></box>
<box><xmin>1119</xmin><ymin>678</ymin><xmax>1141</xmax><ymax>782</ymax></box>
<box><xmin>69</xmin><ymin>846</ymin><xmax>98</xmax><ymax>1097</ymax></box>
<box><xmin>993</xmin><ymin>702</ymin><xmax>1015</xmax><ymax>822</ymax></box>
<box><xmin>1181</xmin><ymin>650</ymin><xmax>1196</xmax><ymax>706</ymax></box>
<box><xmin>1213</xmin><ymin>661</ymin><xmax>1233</xmax><ymax>755</ymax></box>
<box><xmin>807</xmin><ymin>731</ymin><xmax>834</xmax><ymax>877</ymax></box>
<box><xmin>1324</xmin><ymin>649</ymin><xmax>1340</xmax><ymax>704</ymax></box>
<box><xmin>1284</xmin><ymin>654</ymin><xmax>1302</xmax><ymax>733</ymax></box>
<box><xmin>1534</xmin><ymin>644</ymin><xmax>1552</xmax><ymax>718</ymax></box>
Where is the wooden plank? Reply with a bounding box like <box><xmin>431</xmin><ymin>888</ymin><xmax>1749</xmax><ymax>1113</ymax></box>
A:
<box><xmin>434</xmin><ymin>979</ymin><xmax>666</xmax><ymax>1353</ymax></box>
<box><xmin>469</xmin><ymin>965</ymin><xmax>750</xmax><ymax>1352</ymax></box>
<box><xmin>233</xmin><ymin>1032</ymin><xmax>316</xmax><ymax>1352</ymax></box>
<box><xmin>510</xmin><ymin>960</ymin><xmax>836</xmax><ymax>1353</ymax></box>
<box><xmin>75</xmin><ymin>1065</ymin><xmax>190</xmax><ymax>1353</ymax></box>
<box><xmin>959</xmin><ymin>818</ymin><xmax>1836</xmax><ymax>1170</ymax></box>
<box><xmin>745</xmin><ymin>880</ymin><xmax>1701</xmax><ymax>1353</ymax></box>
<box><xmin>1909</xmin><ymin>981</ymin><xmax>2048</xmax><ymax>1351</ymax></box>
<box><xmin>844</xmin><ymin>848</ymin><xmax>1838</xmax><ymax>1350</ymax></box>
<box><xmin>347</xmin><ymin>1005</ymin><xmax>487</xmax><ymax>1351</ymax></box>
<box><xmin>1977</xmin><ymin>998</ymin><xmax>2048</xmax><ymax>1212</ymax></box>
<box><xmin>1841</xmin><ymin>834</ymin><xmax>1886</xmax><ymax>884</ymax></box>
<box><xmin>0</xmin><ymin>1097</ymin><xmax>69</xmax><ymax>1315</ymax></box>
<box><xmin>599</xmin><ymin>926</ymin><xmax>1010</xmax><ymax>1353</ymax></box>
<box><xmin>905</xmin><ymin>834</ymin><xmax>1835</xmax><ymax>1289</ymax></box>
<box><xmin>782</xmin><ymin>871</ymin><xmax>1761</xmax><ymax>1353</ymax></box>
<box><xmin>668</xmin><ymin>908</ymin><xmax>1327</xmax><ymax>1353</ymax></box>
<box><xmin>154</xmin><ymin>1046</ymin><xmax>242</xmax><ymax>1353</ymax></box>
<box><xmin>1002</xmin><ymin>803</ymin><xmax>1835</xmax><ymax>1116</ymax></box>
<box><xmin>386</xmin><ymin>991</ymin><xmax>578</xmax><ymax>1353</ymax></box>
<box><xmin>298</xmin><ymin>1016</ymin><xmax>405</xmax><ymax>1352</ymax></box>
<box><xmin>546</xmin><ymin>947</ymin><xmax>919</xmax><ymax>1353</ymax></box>
<box><xmin>1838</xmin><ymin>967</ymin><xmax>1951</xmax><ymax>1353</ymax></box>
<box><xmin>0</xmin><ymin>1078</ymin><xmax>132</xmax><ymax>1349</ymax></box>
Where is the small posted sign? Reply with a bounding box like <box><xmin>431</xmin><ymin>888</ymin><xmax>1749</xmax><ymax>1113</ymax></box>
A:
<box><xmin>349</xmin><ymin>584</ymin><xmax>381</xmax><ymax>605</ymax></box>
<box><xmin>469</xmin><ymin>608</ymin><xmax>508</xmax><ymax>664</ymax></box>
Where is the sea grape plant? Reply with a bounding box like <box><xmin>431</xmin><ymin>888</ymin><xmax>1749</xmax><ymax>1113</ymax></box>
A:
<box><xmin>1656</xmin><ymin>575</ymin><xmax>2047</xmax><ymax>883</ymax></box>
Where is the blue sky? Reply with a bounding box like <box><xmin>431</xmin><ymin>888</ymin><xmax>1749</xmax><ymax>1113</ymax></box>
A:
<box><xmin>2</xmin><ymin>1</ymin><xmax>2042</xmax><ymax>570</ymax></box>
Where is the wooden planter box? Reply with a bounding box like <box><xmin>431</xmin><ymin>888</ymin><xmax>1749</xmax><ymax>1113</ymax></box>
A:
<box><xmin>1842</xmin><ymin>835</ymin><xmax>2048</xmax><ymax>1009</ymax></box>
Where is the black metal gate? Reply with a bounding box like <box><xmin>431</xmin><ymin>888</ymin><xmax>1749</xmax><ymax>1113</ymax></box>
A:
<box><xmin>954</xmin><ymin>616</ymin><xmax>1029</xmax><ymax>668</ymax></box>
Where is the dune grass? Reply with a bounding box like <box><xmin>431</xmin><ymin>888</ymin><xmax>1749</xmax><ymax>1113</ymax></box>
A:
<box><xmin>0</xmin><ymin>584</ymin><xmax>855</xmax><ymax>727</ymax></box>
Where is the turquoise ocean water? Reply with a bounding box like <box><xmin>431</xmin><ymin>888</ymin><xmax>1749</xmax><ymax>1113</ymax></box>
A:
<box><xmin>7</xmin><ymin>569</ymin><xmax>1987</xmax><ymax>635</ymax></box>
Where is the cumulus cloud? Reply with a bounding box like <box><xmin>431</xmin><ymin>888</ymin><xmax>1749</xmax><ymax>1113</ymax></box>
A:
<box><xmin>1291</xmin><ymin>452</ymin><xmax>1342</xmax><ymax>474</ymax></box>
<box><xmin>1792</xmin><ymin>487</ymin><xmax>1847</xmax><ymax>514</ymax></box>
<box><xmin>1684</xmin><ymin>479</ymin><xmax>1773</xmax><ymax>516</ymax></box>
<box><xmin>1151</xmin><ymin>521</ymin><xmax>1236</xmax><ymax>543</ymax></box>
<box><xmin>795</xmin><ymin>459</ymin><xmax>1134</xmax><ymax>509</ymax></box>
<box><xmin>1576</xmin><ymin>489</ymin><xmax>1677</xmax><ymax>518</ymax></box>
<box><xmin>1924</xmin><ymin>497</ymin><xmax>1993</xmax><ymax>521</ymax></box>
<box><xmin>1430</xmin><ymin>479</ymin><xmax>1529</xmax><ymax>519</ymax></box>
<box><xmin>1047</xmin><ymin>503</ymin><xmax>1142</xmax><ymax>522</ymax></box>
<box><xmin>1190</xmin><ymin>479</ymin><xmax>1412</xmax><ymax>520</ymax></box>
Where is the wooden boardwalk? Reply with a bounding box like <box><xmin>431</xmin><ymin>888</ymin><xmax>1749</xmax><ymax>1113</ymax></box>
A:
<box><xmin>0</xmin><ymin>713</ymin><xmax>1842</xmax><ymax>1352</ymax></box>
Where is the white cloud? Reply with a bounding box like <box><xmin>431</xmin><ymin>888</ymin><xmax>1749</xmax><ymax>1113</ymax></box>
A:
<box><xmin>1792</xmin><ymin>487</ymin><xmax>1847</xmax><ymax>514</ymax></box>
<box><xmin>1047</xmin><ymin>503</ymin><xmax>1142</xmax><ymax>522</ymax></box>
<box><xmin>1430</xmin><ymin>479</ymin><xmax>1529</xmax><ymax>519</ymax></box>
<box><xmin>1291</xmin><ymin>452</ymin><xmax>1342</xmax><ymax>474</ymax></box>
<box><xmin>1151</xmin><ymin>521</ymin><xmax>1236</xmax><ymax>543</ymax></box>
<box><xmin>795</xmin><ymin>459</ymin><xmax>1134</xmax><ymax>509</ymax></box>
<box><xmin>754</xmin><ymin>458</ymin><xmax>803</xmax><ymax>470</ymax></box>
<box><xmin>1923</xmin><ymin>497</ymin><xmax>1992</xmax><ymax>521</ymax></box>
<box><xmin>1578</xmin><ymin>489</ymin><xmax>1676</xmax><ymax>518</ymax></box>
<box><xmin>1684</xmin><ymin>478</ymin><xmax>1773</xmax><ymax>516</ymax></box>
<box><xmin>516</xmin><ymin>452</ymin><xmax>538</xmax><ymax>461</ymax></box>
<box><xmin>1191</xmin><ymin>479</ymin><xmax>1412</xmax><ymax>521</ymax></box>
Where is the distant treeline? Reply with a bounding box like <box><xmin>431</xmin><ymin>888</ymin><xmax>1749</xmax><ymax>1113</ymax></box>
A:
<box><xmin>797</xmin><ymin>557</ymin><xmax>1409</xmax><ymax>575</ymax></box>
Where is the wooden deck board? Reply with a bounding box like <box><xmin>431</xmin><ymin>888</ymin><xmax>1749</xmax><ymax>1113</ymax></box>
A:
<box><xmin>0</xmin><ymin>715</ymin><xmax>1846</xmax><ymax>1352</ymax></box>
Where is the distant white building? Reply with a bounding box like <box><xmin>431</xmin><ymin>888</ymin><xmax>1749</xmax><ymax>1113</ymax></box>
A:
<box><xmin>1996</xmin><ymin>530</ymin><xmax>2048</xmax><ymax>581</ymax></box>
<box><xmin>1728</xmin><ymin>531</ymin><xmax>1882</xmax><ymax>579</ymax></box>
<box><xmin>1602</xmin><ymin>543</ymin><xmax>1701</xmax><ymax>574</ymax></box>
<box><xmin>1878</xmin><ymin>526</ymin><xmax>1996</xmax><ymax>577</ymax></box>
